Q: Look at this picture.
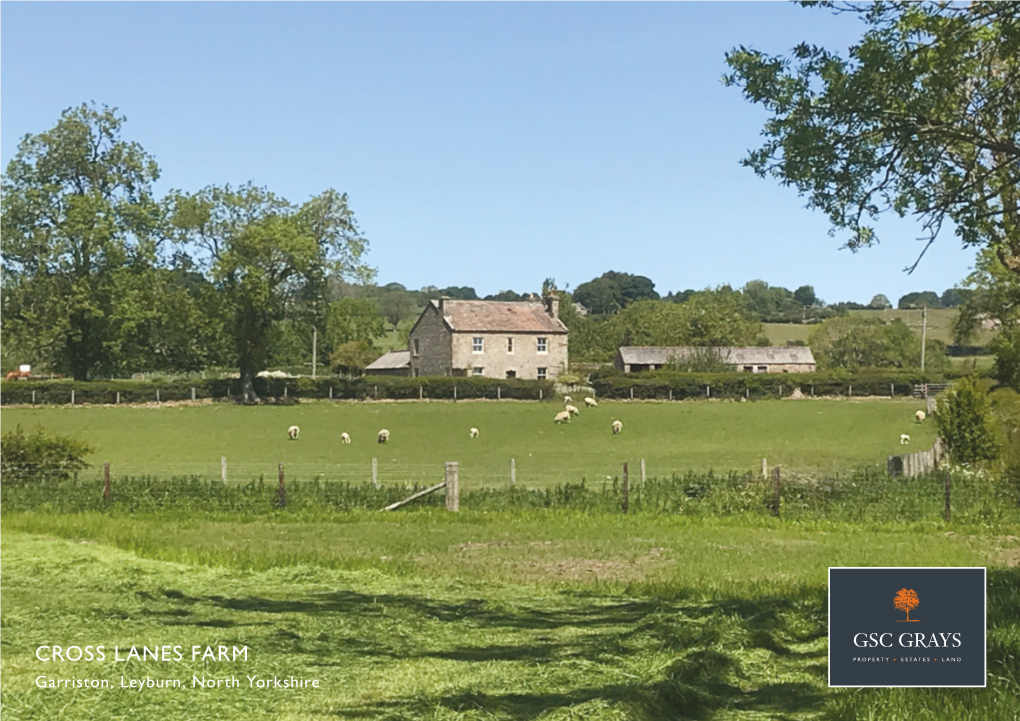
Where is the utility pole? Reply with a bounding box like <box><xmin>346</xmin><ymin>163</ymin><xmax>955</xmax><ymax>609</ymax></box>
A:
<box><xmin>312</xmin><ymin>325</ymin><xmax>317</xmax><ymax>379</ymax></box>
<box><xmin>920</xmin><ymin>306</ymin><xmax>927</xmax><ymax>372</ymax></box>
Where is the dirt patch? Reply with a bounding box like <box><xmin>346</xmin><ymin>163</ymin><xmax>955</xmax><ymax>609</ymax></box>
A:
<box><xmin>996</xmin><ymin>536</ymin><xmax>1020</xmax><ymax>567</ymax></box>
<box><xmin>513</xmin><ymin>547</ymin><xmax>671</xmax><ymax>582</ymax></box>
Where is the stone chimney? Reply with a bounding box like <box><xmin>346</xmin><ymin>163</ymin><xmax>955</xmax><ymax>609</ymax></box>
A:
<box><xmin>438</xmin><ymin>295</ymin><xmax>450</xmax><ymax>313</ymax></box>
<box><xmin>544</xmin><ymin>293</ymin><xmax>560</xmax><ymax>319</ymax></box>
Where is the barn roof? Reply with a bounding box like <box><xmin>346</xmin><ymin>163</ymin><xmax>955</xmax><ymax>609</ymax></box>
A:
<box><xmin>432</xmin><ymin>299</ymin><xmax>567</xmax><ymax>333</ymax></box>
<box><xmin>365</xmin><ymin>350</ymin><xmax>411</xmax><ymax>370</ymax></box>
<box><xmin>616</xmin><ymin>346</ymin><xmax>816</xmax><ymax>365</ymax></box>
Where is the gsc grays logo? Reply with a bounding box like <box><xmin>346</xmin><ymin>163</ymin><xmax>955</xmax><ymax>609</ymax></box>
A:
<box><xmin>828</xmin><ymin>567</ymin><xmax>986</xmax><ymax>687</ymax></box>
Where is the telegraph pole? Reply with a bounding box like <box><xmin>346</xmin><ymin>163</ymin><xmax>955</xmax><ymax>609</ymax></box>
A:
<box><xmin>920</xmin><ymin>306</ymin><xmax>927</xmax><ymax>372</ymax></box>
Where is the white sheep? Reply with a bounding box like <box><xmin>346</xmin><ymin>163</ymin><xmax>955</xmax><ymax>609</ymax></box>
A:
<box><xmin>554</xmin><ymin>411</ymin><xmax>571</xmax><ymax>424</ymax></box>
<box><xmin>900</xmin><ymin>434</ymin><xmax>910</xmax><ymax>445</ymax></box>
<box><xmin>563</xmin><ymin>395</ymin><xmax>573</xmax><ymax>404</ymax></box>
<box><xmin>377</xmin><ymin>429</ymin><xmax>390</xmax><ymax>444</ymax></box>
<box><xmin>915</xmin><ymin>410</ymin><xmax>926</xmax><ymax>423</ymax></box>
<box><xmin>340</xmin><ymin>432</ymin><xmax>351</xmax><ymax>444</ymax></box>
<box><xmin>287</xmin><ymin>425</ymin><xmax>300</xmax><ymax>440</ymax></box>
<box><xmin>469</xmin><ymin>427</ymin><xmax>479</xmax><ymax>439</ymax></box>
<box><xmin>612</xmin><ymin>420</ymin><xmax>623</xmax><ymax>435</ymax></box>
<box><xmin>584</xmin><ymin>397</ymin><xmax>598</xmax><ymax>408</ymax></box>
<box><xmin>565</xmin><ymin>404</ymin><xmax>579</xmax><ymax>416</ymax></box>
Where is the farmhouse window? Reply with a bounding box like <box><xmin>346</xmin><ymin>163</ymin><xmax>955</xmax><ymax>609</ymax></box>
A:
<box><xmin>507</xmin><ymin>337</ymin><xmax>514</xmax><ymax>353</ymax></box>
<box><xmin>472</xmin><ymin>367</ymin><xmax>484</xmax><ymax>376</ymax></box>
<box><xmin>506</xmin><ymin>370</ymin><xmax>516</xmax><ymax>379</ymax></box>
<box><xmin>537</xmin><ymin>337</ymin><xmax>548</xmax><ymax>353</ymax></box>
<box><xmin>472</xmin><ymin>337</ymin><xmax>484</xmax><ymax>353</ymax></box>
<box><xmin>412</xmin><ymin>339</ymin><xmax>420</xmax><ymax>357</ymax></box>
<box><xmin>537</xmin><ymin>367</ymin><xmax>547</xmax><ymax>380</ymax></box>
<box><xmin>757</xmin><ymin>366</ymin><xmax>767</xmax><ymax>373</ymax></box>
<box><xmin>742</xmin><ymin>366</ymin><xmax>753</xmax><ymax>372</ymax></box>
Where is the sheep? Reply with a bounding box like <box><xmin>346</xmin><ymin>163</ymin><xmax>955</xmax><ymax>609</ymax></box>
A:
<box><xmin>584</xmin><ymin>397</ymin><xmax>598</xmax><ymax>408</ymax></box>
<box><xmin>554</xmin><ymin>411</ymin><xmax>571</xmax><ymax>424</ymax></box>
<box><xmin>287</xmin><ymin>425</ymin><xmax>300</xmax><ymax>440</ymax></box>
<box><xmin>340</xmin><ymin>432</ymin><xmax>351</xmax><ymax>444</ymax></box>
<box><xmin>469</xmin><ymin>427</ymin><xmax>479</xmax><ymax>439</ymax></box>
<box><xmin>565</xmin><ymin>404</ymin><xmax>579</xmax><ymax>416</ymax></box>
<box><xmin>377</xmin><ymin>429</ymin><xmax>390</xmax><ymax>444</ymax></box>
<box><xmin>915</xmin><ymin>410</ymin><xmax>926</xmax><ymax>423</ymax></box>
<box><xmin>900</xmin><ymin>434</ymin><xmax>910</xmax><ymax>445</ymax></box>
<box><xmin>563</xmin><ymin>395</ymin><xmax>573</xmax><ymax>404</ymax></box>
<box><xmin>612</xmin><ymin>420</ymin><xmax>623</xmax><ymax>435</ymax></box>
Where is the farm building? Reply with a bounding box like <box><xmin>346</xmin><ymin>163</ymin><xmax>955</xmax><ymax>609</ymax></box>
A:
<box><xmin>615</xmin><ymin>346</ymin><xmax>816</xmax><ymax>373</ymax></box>
<box><xmin>365</xmin><ymin>350</ymin><xmax>411</xmax><ymax>376</ymax></box>
<box><xmin>407</xmin><ymin>296</ymin><xmax>568</xmax><ymax>379</ymax></box>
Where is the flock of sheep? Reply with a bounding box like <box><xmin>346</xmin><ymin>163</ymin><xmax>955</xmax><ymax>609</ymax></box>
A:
<box><xmin>899</xmin><ymin>409</ymin><xmax>927</xmax><ymax>444</ymax></box>
<box><xmin>284</xmin><ymin>394</ymin><xmax>625</xmax><ymax>444</ymax></box>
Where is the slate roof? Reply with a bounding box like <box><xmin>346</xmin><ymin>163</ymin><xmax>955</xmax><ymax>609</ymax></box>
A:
<box><xmin>365</xmin><ymin>350</ymin><xmax>411</xmax><ymax>370</ymax></box>
<box><xmin>432</xmin><ymin>300</ymin><xmax>567</xmax><ymax>333</ymax></box>
<box><xmin>617</xmin><ymin>346</ymin><xmax>816</xmax><ymax>365</ymax></box>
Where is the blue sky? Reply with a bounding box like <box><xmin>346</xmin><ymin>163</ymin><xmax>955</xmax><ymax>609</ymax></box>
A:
<box><xmin>1</xmin><ymin>2</ymin><xmax>979</xmax><ymax>305</ymax></box>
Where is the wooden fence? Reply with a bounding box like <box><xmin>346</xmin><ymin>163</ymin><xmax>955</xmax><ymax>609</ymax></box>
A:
<box><xmin>887</xmin><ymin>438</ymin><xmax>943</xmax><ymax>478</ymax></box>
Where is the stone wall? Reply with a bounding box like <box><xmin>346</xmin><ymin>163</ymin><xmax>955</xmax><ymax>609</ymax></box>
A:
<box><xmin>451</xmin><ymin>332</ymin><xmax>567</xmax><ymax>380</ymax></box>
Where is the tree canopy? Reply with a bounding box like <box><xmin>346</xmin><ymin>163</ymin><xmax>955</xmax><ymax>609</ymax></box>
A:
<box><xmin>725</xmin><ymin>2</ymin><xmax>1020</xmax><ymax>274</ymax></box>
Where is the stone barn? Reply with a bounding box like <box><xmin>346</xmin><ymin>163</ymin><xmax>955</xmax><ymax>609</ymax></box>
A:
<box><xmin>615</xmin><ymin>346</ymin><xmax>816</xmax><ymax>373</ymax></box>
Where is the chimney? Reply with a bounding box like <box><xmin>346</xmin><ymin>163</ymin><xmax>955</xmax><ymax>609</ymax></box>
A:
<box><xmin>438</xmin><ymin>295</ymin><xmax>450</xmax><ymax>313</ymax></box>
<box><xmin>544</xmin><ymin>293</ymin><xmax>560</xmax><ymax>320</ymax></box>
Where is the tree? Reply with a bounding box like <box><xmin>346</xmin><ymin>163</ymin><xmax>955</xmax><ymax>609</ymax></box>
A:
<box><xmin>725</xmin><ymin>3</ymin><xmax>1020</xmax><ymax>275</ymax></box>
<box><xmin>935</xmin><ymin>377</ymin><xmax>1000</xmax><ymax>464</ymax></box>
<box><xmin>794</xmin><ymin>285</ymin><xmax>818</xmax><ymax>307</ymax></box>
<box><xmin>955</xmin><ymin>249</ymin><xmax>1020</xmax><ymax>389</ymax></box>
<box><xmin>326</xmin><ymin>297</ymin><xmax>385</xmax><ymax>347</ymax></box>
<box><xmin>574</xmin><ymin>271</ymin><xmax>659</xmax><ymax>314</ymax></box>
<box><xmin>1</xmin><ymin>103</ymin><xmax>162</xmax><ymax>379</ymax></box>
<box><xmin>0</xmin><ymin>425</ymin><xmax>92</xmax><ymax>486</ymax></box>
<box><xmin>330</xmin><ymin>340</ymin><xmax>378</xmax><ymax>378</ymax></box>
<box><xmin>893</xmin><ymin>588</ymin><xmax>920</xmax><ymax>622</ymax></box>
<box><xmin>808</xmin><ymin>315</ymin><xmax>947</xmax><ymax>370</ymax></box>
<box><xmin>897</xmin><ymin>291</ymin><xmax>940</xmax><ymax>309</ymax></box>
<box><xmin>169</xmin><ymin>184</ymin><xmax>374</xmax><ymax>402</ymax></box>
<box><xmin>939</xmin><ymin>288</ymin><xmax>969</xmax><ymax>308</ymax></box>
<box><xmin>377</xmin><ymin>288</ymin><xmax>418</xmax><ymax>331</ymax></box>
<box><xmin>869</xmin><ymin>294</ymin><xmax>892</xmax><ymax>309</ymax></box>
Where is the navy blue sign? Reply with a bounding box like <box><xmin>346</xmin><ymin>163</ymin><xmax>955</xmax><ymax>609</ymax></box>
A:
<box><xmin>828</xmin><ymin>567</ymin><xmax>986</xmax><ymax>687</ymax></box>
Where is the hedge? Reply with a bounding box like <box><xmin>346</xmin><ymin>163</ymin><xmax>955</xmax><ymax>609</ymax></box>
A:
<box><xmin>587</xmin><ymin>368</ymin><xmax>950</xmax><ymax>400</ymax></box>
<box><xmin>0</xmin><ymin>375</ymin><xmax>557</xmax><ymax>405</ymax></box>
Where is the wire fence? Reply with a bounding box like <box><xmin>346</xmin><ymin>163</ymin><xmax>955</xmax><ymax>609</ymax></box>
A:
<box><xmin>2</xmin><ymin>461</ymin><xmax>1016</xmax><ymax>525</ymax></box>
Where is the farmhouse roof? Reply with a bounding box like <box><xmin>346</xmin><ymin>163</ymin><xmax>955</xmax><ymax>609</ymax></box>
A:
<box><xmin>365</xmin><ymin>350</ymin><xmax>411</xmax><ymax>370</ymax></box>
<box><xmin>617</xmin><ymin>346</ymin><xmax>816</xmax><ymax>365</ymax></box>
<box><xmin>431</xmin><ymin>299</ymin><xmax>567</xmax><ymax>333</ymax></box>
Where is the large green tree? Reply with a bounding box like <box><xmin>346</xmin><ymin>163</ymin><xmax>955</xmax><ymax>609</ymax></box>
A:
<box><xmin>955</xmin><ymin>248</ymin><xmax>1020</xmax><ymax>389</ymax></box>
<box><xmin>1</xmin><ymin>103</ymin><xmax>162</xmax><ymax>379</ymax></box>
<box><xmin>169</xmin><ymin>184</ymin><xmax>374</xmax><ymax>402</ymax></box>
<box><xmin>725</xmin><ymin>2</ymin><xmax>1020</xmax><ymax>274</ymax></box>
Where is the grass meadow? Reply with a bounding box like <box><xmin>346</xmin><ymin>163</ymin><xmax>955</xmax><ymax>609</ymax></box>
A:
<box><xmin>1</xmin><ymin>399</ymin><xmax>937</xmax><ymax>485</ymax></box>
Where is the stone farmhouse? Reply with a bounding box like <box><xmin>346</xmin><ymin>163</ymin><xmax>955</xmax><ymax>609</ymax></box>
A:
<box><xmin>397</xmin><ymin>296</ymin><xmax>568</xmax><ymax>379</ymax></box>
<box><xmin>615</xmin><ymin>346</ymin><xmax>816</xmax><ymax>374</ymax></box>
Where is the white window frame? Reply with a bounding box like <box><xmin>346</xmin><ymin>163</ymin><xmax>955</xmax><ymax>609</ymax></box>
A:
<box><xmin>507</xmin><ymin>337</ymin><xmax>514</xmax><ymax>354</ymax></box>
<box><xmin>472</xmin><ymin>367</ymin><xmax>484</xmax><ymax>376</ymax></box>
<box><xmin>537</xmin><ymin>367</ymin><xmax>547</xmax><ymax>380</ymax></box>
<box><xmin>412</xmin><ymin>339</ymin><xmax>420</xmax><ymax>357</ymax></box>
<box><xmin>472</xmin><ymin>337</ymin><xmax>484</xmax><ymax>353</ymax></box>
<box><xmin>537</xmin><ymin>337</ymin><xmax>548</xmax><ymax>353</ymax></box>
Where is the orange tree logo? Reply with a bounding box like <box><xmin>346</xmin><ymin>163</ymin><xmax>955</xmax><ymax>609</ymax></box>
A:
<box><xmin>894</xmin><ymin>588</ymin><xmax>920</xmax><ymax>622</ymax></box>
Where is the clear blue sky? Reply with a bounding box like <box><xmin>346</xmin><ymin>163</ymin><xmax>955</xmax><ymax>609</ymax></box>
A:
<box><xmin>1</xmin><ymin>2</ymin><xmax>979</xmax><ymax>306</ymax></box>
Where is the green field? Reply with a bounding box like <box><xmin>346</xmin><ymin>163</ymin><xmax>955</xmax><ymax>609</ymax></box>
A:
<box><xmin>764</xmin><ymin>308</ymin><xmax>999</xmax><ymax>348</ymax></box>
<box><xmin>2</xmin><ymin>511</ymin><xmax>1018</xmax><ymax>721</ymax></box>
<box><xmin>2</xmin><ymin>399</ymin><xmax>936</xmax><ymax>484</ymax></box>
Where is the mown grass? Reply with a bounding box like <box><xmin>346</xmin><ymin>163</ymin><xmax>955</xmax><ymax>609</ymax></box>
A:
<box><xmin>2</xmin><ymin>511</ymin><xmax>1018</xmax><ymax>721</ymax></box>
<box><xmin>1</xmin><ymin>399</ymin><xmax>937</xmax><ymax>484</ymax></box>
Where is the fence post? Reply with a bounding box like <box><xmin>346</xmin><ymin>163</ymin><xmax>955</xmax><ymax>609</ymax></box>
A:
<box><xmin>372</xmin><ymin>457</ymin><xmax>379</xmax><ymax>489</ymax></box>
<box><xmin>191</xmin><ymin>387</ymin><xmax>196</xmax><ymax>401</ymax></box>
<box><xmin>811</xmin><ymin>385</ymin><xmax>814</xmax><ymax>396</ymax></box>
<box><xmin>71</xmin><ymin>390</ymin><xmax>75</xmax><ymax>405</ymax></box>
<box><xmin>32</xmin><ymin>390</ymin><xmax>36</xmax><ymax>404</ymax></box>
<box><xmin>375</xmin><ymin>385</ymin><xmax>378</xmax><ymax>399</ymax></box>
<box><xmin>157</xmin><ymin>388</ymin><xmax>161</xmax><ymax>403</ymax></box>
<box><xmin>630</xmin><ymin>387</ymin><xmax>634</xmax><ymax>400</ymax></box>
<box><xmin>221</xmin><ymin>456</ymin><xmax>227</xmax><ymax>482</ymax></box>
<box><xmin>944</xmin><ymin>471</ymin><xmax>951</xmax><ymax>522</ymax></box>
<box><xmin>454</xmin><ymin>385</ymin><xmax>458</xmax><ymax>401</ymax></box>
<box><xmin>706</xmin><ymin>385</ymin><xmax>710</xmax><ymax>398</ymax></box>
<box><xmin>640</xmin><ymin>458</ymin><xmax>646</xmax><ymax>484</ymax></box>
<box><xmin>445</xmin><ymin>462</ymin><xmax>459</xmax><ymax>512</ymax></box>
<box><xmin>116</xmin><ymin>391</ymin><xmax>120</xmax><ymax>405</ymax></box>
<box><xmin>329</xmin><ymin>386</ymin><xmax>333</xmax><ymax>399</ymax></box>
<box><xmin>762</xmin><ymin>458</ymin><xmax>768</xmax><ymax>480</ymax></box>
<box><xmin>103</xmin><ymin>462</ymin><xmax>111</xmax><ymax>501</ymax></box>
<box><xmin>848</xmin><ymin>384</ymin><xmax>852</xmax><ymax>398</ymax></box>
<box><xmin>277</xmin><ymin>463</ymin><xmax>286</xmax><ymax>507</ymax></box>
<box><xmin>622</xmin><ymin>462</ymin><xmax>629</xmax><ymax>513</ymax></box>
<box><xmin>283</xmin><ymin>386</ymin><xmax>287</xmax><ymax>398</ymax></box>
<box><xmin>669</xmin><ymin>388</ymin><xmax>673</xmax><ymax>401</ymax></box>
<box><xmin>419</xmin><ymin>385</ymin><xmax>423</xmax><ymax>400</ymax></box>
<box><xmin>539</xmin><ymin>389</ymin><xmax>543</xmax><ymax>401</ymax></box>
<box><xmin>890</xmin><ymin>383</ymin><xmax>894</xmax><ymax>397</ymax></box>
<box><xmin>510</xmin><ymin>458</ymin><xmax>516</xmax><ymax>485</ymax></box>
<box><xmin>772</xmin><ymin>466</ymin><xmax>781</xmax><ymax>517</ymax></box>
